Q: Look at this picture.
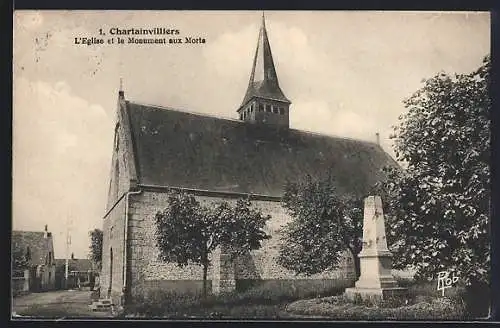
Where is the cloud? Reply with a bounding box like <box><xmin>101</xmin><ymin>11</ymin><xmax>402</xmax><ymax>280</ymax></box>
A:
<box><xmin>13</xmin><ymin>77</ymin><xmax>114</xmax><ymax>259</ymax></box>
<box><xmin>291</xmin><ymin>100</ymin><xmax>378</xmax><ymax>142</ymax></box>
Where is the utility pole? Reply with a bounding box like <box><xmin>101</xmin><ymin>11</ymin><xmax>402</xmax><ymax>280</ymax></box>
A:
<box><xmin>65</xmin><ymin>219</ymin><xmax>72</xmax><ymax>289</ymax></box>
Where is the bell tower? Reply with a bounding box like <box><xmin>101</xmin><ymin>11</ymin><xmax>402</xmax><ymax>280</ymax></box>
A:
<box><xmin>237</xmin><ymin>13</ymin><xmax>291</xmax><ymax>128</ymax></box>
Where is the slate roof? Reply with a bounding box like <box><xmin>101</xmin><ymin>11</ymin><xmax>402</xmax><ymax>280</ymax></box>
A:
<box><xmin>125</xmin><ymin>102</ymin><xmax>398</xmax><ymax>198</ymax></box>
<box><xmin>240</xmin><ymin>14</ymin><xmax>290</xmax><ymax>108</ymax></box>
<box><xmin>55</xmin><ymin>258</ymin><xmax>94</xmax><ymax>272</ymax></box>
<box><xmin>12</xmin><ymin>231</ymin><xmax>53</xmax><ymax>266</ymax></box>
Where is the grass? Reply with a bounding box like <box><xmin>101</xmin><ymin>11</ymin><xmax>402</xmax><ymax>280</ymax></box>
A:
<box><xmin>124</xmin><ymin>278</ymin><xmax>489</xmax><ymax>320</ymax></box>
<box><xmin>285</xmin><ymin>278</ymin><xmax>481</xmax><ymax>320</ymax></box>
<box><xmin>285</xmin><ymin>295</ymin><xmax>465</xmax><ymax>320</ymax></box>
<box><xmin>124</xmin><ymin>280</ymin><xmax>348</xmax><ymax>319</ymax></box>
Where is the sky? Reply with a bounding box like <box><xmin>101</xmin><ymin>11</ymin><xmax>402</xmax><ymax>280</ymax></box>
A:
<box><xmin>12</xmin><ymin>10</ymin><xmax>490</xmax><ymax>259</ymax></box>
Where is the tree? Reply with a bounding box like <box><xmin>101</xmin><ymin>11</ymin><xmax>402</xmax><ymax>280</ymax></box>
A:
<box><xmin>12</xmin><ymin>247</ymin><xmax>30</xmax><ymax>271</ymax></box>
<box><xmin>88</xmin><ymin>229</ymin><xmax>103</xmax><ymax>270</ymax></box>
<box><xmin>278</xmin><ymin>174</ymin><xmax>364</xmax><ymax>279</ymax></box>
<box><xmin>375</xmin><ymin>56</ymin><xmax>490</xmax><ymax>299</ymax></box>
<box><xmin>155</xmin><ymin>190</ymin><xmax>271</xmax><ymax>297</ymax></box>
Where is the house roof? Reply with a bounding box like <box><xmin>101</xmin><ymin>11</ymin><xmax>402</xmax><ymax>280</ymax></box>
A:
<box><xmin>124</xmin><ymin>101</ymin><xmax>398</xmax><ymax>198</ymax></box>
<box><xmin>55</xmin><ymin>258</ymin><xmax>94</xmax><ymax>272</ymax></box>
<box><xmin>240</xmin><ymin>13</ymin><xmax>290</xmax><ymax>108</ymax></box>
<box><xmin>12</xmin><ymin>231</ymin><xmax>52</xmax><ymax>266</ymax></box>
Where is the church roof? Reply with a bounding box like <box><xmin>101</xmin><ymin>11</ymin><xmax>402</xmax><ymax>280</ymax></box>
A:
<box><xmin>240</xmin><ymin>14</ymin><xmax>290</xmax><ymax>108</ymax></box>
<box><xmin>124</xmin><ymin>101</ymin><xmax>397</xmax><ymax>198</ymax></box>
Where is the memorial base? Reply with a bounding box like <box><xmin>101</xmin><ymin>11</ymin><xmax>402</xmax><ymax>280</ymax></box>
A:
<box><xmin>344</xmin><ymin>286</ymin><xmax>408</xmax><ymax>301</ymax></box>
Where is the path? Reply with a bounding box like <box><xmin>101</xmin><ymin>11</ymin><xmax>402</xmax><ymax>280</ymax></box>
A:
<box><xmin>12</xmin><ymin>289</ymin><xmax>113</xmax><ymax>319</ymax></box>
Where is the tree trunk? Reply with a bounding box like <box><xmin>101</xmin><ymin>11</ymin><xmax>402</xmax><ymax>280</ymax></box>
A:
<box><xmin>346</xmin><ymin>245</ymin><xmax>361</xmax><ymax>279</ymax></box>
<box><xmin>202</xmin><ymin>262</ymin><xmax>208</xmax><ymax>299</ymax></box>
<box><xmin>353</xmin><ymin>253</ymin><xmax>361</xmax><ymax>279</ymax></box>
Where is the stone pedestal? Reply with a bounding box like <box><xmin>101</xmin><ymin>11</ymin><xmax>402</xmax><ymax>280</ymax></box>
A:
<box><xmin>212</xmin><ymin>246</ymin><xmax>236</xmax><ymax>295</ymax></box>
<box><xmin>344</xmin><ymin>196</ymin><xmax>407</xmax><ymax>301</ymax></box>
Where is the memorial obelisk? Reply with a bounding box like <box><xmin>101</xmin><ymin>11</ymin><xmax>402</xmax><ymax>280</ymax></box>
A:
<box><xmin>345</xmin><ymin>196</ymin><xmax>407</xmax><ymax>300</ymax></box>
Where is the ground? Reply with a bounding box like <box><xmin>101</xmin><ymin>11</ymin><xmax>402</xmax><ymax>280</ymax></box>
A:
<box><xmin>12</xmin><ymin>290</ymin><xmax>113</xmax><ymax>319</ymax></box>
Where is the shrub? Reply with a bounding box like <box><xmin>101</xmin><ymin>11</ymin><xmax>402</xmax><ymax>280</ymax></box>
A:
<box><xmin>286</xmin><ymin>295</ymin><xmax>465</xmax><ymax>320</ymax></box>
<box><xmin>126</xmin><ymin>279</ymin><xmax>347</xmax><ymax>318</ymax></box>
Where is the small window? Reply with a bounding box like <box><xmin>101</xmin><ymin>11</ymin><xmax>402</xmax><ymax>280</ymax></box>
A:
<box><xmin>273</xmin><ymin>106</ymin><xmax>278</xmax><ymax>114</ymax></box>
<box><xmin>279</xmin><ymin>107</ymin><xmax>285</xmax><ymax>115</ymax></box>
<box><xmin>259</xmin><ymin>104</ymin><xmax>264</xmax><ymax>112</ymax></box>
<box><xmin>49</xmin><ymin>251</ymin><xmax>52</xmax><ymax>265</ymax></box>
<box><xmin>250</xmin><ymin>104</ymin><xmax>254</xmax><ymax>112</ymax></box>
<box><xmin>243</xmin><ymin>112</ymin><xmax>247</xmax><ymax>119</ymax></box>
<box><xmin>266</xmin><ymin>104</ymin><xmax>272</xmax><ymax>112</ymax></box>
<box><xmin>240</xmin><ymin>113</ymin><xmax>243</xmax><ymax>120</ymax></box>
<box><xmin>26</xmin><ymin>247</ymin><xmax>31</xmax><ymax>261</ymax></box>
<box><xmin>114</xmin><ymin>123</ymin><xmax>120</xmax><ymax>150</ymax></box>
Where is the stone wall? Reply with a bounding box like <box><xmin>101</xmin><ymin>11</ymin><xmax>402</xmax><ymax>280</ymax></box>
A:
<box><xmin>101</xmin><ymin>199</ymin><xmax>126</xmax><ymax>305</ymax></box>
<box><xmin>126</xmin><ymin>190</ymin><xmax>355</xmax><ymax>301</ymax></box>
<box><xmin>40</xmin><ymin>265</ymin><xmax>56</xmax><ymax>291</ymax></box>
<box><xmin>12</xmin><ymin>270</ymin><xmax>29</xmax><ymax>296</ymax></box>
<box><xmin>101</xmin><ymin>102</ymin><xmax>136</xmax><ymax>305</ymax></box>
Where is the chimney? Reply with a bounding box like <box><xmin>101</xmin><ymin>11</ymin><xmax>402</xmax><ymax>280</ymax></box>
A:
<box><xmin>44</xmin><ymin>225</ymin><xmax>48</xmax><ymax>238</ymax></box>
<box><xmin>71</xmin><ymin>252</ymin><xmax>74</xmax><ymax>260</ymax></box>
<box><xmin>375</xmin><ymin>132</ymin><xmax>380</xmax><ymax>145</ymax></box>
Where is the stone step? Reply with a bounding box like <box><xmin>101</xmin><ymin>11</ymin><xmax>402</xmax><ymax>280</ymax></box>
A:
<box><xmin>89</xmin><ymin>299</ymin><xmax>114</xmax><ymax>312</ymax></box>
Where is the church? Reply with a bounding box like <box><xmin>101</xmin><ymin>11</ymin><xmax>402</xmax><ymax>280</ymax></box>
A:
<box><xmin>101</xmin><ymin>14</ymin><xmax>398</xmax><ymax>306</ymax></box>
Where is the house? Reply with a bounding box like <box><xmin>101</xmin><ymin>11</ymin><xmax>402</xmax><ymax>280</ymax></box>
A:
<box><xmin>55</xmin><ymin>254</ymin><xmax>98</xmax><ymax>289</ymax></box>
<box><xmin>101</xmin><ymin>14</ymin><xmax>399</xmax><ymax>307</ymax></box>
<box><xmin>12</xmin><ymin>225</ymin><xmax>56</xmax><ymax>293</ymax></box>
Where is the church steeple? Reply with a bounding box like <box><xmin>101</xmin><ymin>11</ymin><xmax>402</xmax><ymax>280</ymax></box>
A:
<box><xmin>237</xmin><ymin>12</ymin><xmax>291</xmax><ymax>128</ymax></box>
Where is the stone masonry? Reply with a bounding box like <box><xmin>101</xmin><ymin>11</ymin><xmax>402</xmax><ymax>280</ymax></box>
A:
<box><xmin>122</xmin><ymin>190</ymin><xmax>356</xmax><ymax>303</ymax></box>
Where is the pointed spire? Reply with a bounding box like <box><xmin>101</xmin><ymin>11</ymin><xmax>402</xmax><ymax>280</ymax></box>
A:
<box><xmin>239</xmin><ymin>12</ymin><xmax>290</xmax><ymax>108</ymax></box>
<box><xmin>118</xmin><ymin>77</ymin><xmax>124</xmax><ymax>98</ymax></box>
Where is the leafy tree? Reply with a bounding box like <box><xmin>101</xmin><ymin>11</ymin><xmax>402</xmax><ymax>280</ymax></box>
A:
<box><xmin>155</xmin><ymin>190</ymin><xmax>271</xmax><ymax>297</ymax></box>
<box><xmin>88</xmin><ymin>228</ymin><xmax>103</xmax><ymax>270</ymax></box>
<box><xmin>278</xmin><ymin>174</ymin><xmax>363</xmax><ymax>279</ymax></box>
<box><xmin>375</xmin><ymin>56</ymin><xmax>490</xmax><ymax>290</ymax></box>
<box><xmin>12</xmin><ymin>247</ymin><xmax>30</xmax><ymax>271</ymax></box>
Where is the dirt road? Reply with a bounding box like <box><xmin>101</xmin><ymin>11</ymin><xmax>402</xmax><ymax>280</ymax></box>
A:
<box><xmin>12</xmin><ymin>289</ymin><xmax>113</xmax><ymax>319</ymax></box>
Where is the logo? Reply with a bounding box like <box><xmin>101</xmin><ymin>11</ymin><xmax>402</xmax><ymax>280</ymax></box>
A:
<box><xmin>437</xmin><ymin>271</ymin><xmax>459</xmax><ymax>296</ymax></box>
